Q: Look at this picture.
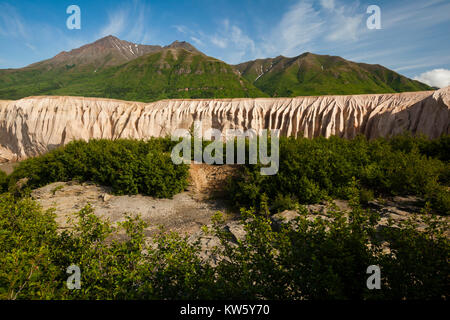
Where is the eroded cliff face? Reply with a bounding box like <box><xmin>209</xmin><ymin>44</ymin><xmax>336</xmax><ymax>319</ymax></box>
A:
<box><xmin>0</xmin><ymin>87</ymin><xmax>449</xmax><ymax>161</ymax></box>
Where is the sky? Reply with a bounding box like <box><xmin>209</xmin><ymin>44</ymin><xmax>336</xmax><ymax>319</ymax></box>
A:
<box><xmin>0</xmin><ymin>0</ymin><xmax>449</xmax><ymax>87</ymax></box>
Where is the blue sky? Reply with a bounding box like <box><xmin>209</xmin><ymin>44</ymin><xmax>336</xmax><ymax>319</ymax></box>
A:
<box><xmin>0</xmin><ymin>0</ymin><xmax>449</xmax><ymax>86</ymax></box>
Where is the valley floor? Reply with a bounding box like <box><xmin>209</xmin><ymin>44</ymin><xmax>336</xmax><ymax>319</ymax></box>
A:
<box><xmin>26</xmin><ymin>164</ymin><xmax>449</xmax><ymax>243</ymax></box>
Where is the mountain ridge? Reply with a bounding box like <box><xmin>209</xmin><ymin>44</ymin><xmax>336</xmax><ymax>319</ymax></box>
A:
<box><xmin>0</xmin><ymin>36</ymin><xmax>432</xmax><ymax>102</ymax></box>
<box><xmin>234</xmin><ymin>52</ymin><xmax>431</xmax><ymax>96</ymax></box>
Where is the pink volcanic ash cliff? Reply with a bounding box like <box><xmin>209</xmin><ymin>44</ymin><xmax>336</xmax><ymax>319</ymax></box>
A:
<box><xmin>0</xmin><ymin>86</ymin><xmax>449</xmax><ymax>161</ymax></box>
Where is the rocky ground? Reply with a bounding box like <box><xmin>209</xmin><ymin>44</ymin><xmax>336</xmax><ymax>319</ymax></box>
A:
<box><xmin>28</xmin><ymin>163</ymin><xmax>448</xmax><ymax>264</ymax></box>
<box><xmin>30</xmin><ymin>164</ymin><xmax>240</xmax><ymax>237</ymax></box>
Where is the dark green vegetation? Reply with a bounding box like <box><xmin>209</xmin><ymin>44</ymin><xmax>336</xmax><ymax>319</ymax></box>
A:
<box><xmin>0</xmin><ymin>134</ymin><xmax>448</xmax><ymax>300</ymax></box>
<box><xmin>235</xmin><ymin>53</ymin><xmax>432</xmax><ymax>97</ymax></box>
<box><xmin>0</xmin><ymin>36</ymin><xmax>432</xmax><ymax>102</ymax></box>
<box><xmin>228</xmin><ymin>134</ymin><xmax>450</xmax><ymax>215</ymax></box>
<box><xmin>4</xmin><ymin>139</ymin><xmax>189</xmax><ymax>198</ymax></box>
<box><xmin>0</xmin><ymin>193</ymin><xmax>448</xmax><ymax>299</ymax></box>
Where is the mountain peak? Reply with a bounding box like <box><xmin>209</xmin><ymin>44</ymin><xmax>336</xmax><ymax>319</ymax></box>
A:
<box><xmin>31</xmin><ymin>36</ymin><xmax>162</xmax><ymax>70</ymax></box>
<box><xmin>97</xmin><ymin>34</ymin><xmax>119</xmax><ymax>40</ymax></box>
<box><xmin>165</xmin><ymin>40</ymin><xmax>200</xmax><ymax>53</ymax></box>
<box><xmin>92</xmin><ymin>35</ymin><xmax>122</xmax><ymax>46</ymax></box>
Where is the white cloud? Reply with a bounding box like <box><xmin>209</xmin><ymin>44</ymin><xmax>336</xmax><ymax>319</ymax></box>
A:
<box><xmin>260</xmin><ymin>0</ymin><xmax>364</xmax><ymax>58</ymax></box>
<box><xmin>229</xmin><ymin>24</ymin><xmax>255</xmax><ymax>54</ymax></box>
<box><xmin>173</xmin><ymin>25</ymin><xmax>188</xmax><ymax>34</ymax></box>
<box><xmin>393</xmin><ymin>56</ymin><xmax>450</xmax><ymax>72</ymax></box>
<box><xmin>0</xmin><ymin>3</ymin><xmax>28</xmax><ymax>38</ymax></box>
<box><xmin>383</xmin><ymin>0</ymin><xmax>450</xmax><ymax>29</ymax></box>
<box><xmin>99</xmin><ymin>9</ymin><xmax>127</xmax><ymax>37</ymax></box>
<box><xmin>414</xmin><ymin>69</ymin><xmax>450</xmax><ymax>88</ymax></box>
<box><xmin>270</xmin><ymin>1</ymin><xmax>324</xmax><ymax>56</ymax></box>
<box><xmin>25</xmin><ymin>43</ymin><xmax>37</xmax><ymax>53</ymax></box>
<box><xmin>0</xmin><ymin>3</ymin><xmax>89</xmax><ymax>66</ymax></box>
<box><xmin>326</xmin><ymin>7</ymin><xmax>363</xmax><ymax>42</ymax></box>
<box><xmin>211</xmin><ymin>36</ymin><xmax>227</xmax><ymax>48</ymax></box>
<box><xmin>320</xmin><ymin>0</ymin><xmax>335</xmax><ymax>10</ymax></box>
<box><xmin>190</xmin><ymin>36</ymin><xmax>204</xmax><ymax>46</ymax></box>
<box><xmin>163</xmin><ymin>0</ymin><xmax>367</xmax><ymax>63</ymax></box>
<box><xmin>207</xmin><ymin>20</ymin><xmax>256</xmax><ymax>63</ymax></box>
<box><xmin>98</xmin><ymin>0</ymin><xmax>153</xmax><ymax>44</ymax></box>
<box><xmin>347</xmin><ymin>47</ymin><xmax>411</xmax><ymax>63</ymax></box>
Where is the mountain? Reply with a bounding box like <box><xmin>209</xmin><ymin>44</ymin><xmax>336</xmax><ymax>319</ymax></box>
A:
<box><xmin>0</xmin><ymin>36</ymin><xmax>264</xmax><ymax>101</ymax></box>
<box><xmin>164</xmin><ymin>40</ymin><xmax>202</xmax><ymax>54</ymax></box>
<box><xmin>0</xmin><ymin>36</ymin><xmax>433</xmax><ymax>102</ymax></box>
<box><xmin>235</xmin><ymin>52</ymin><xmax>432</xmax><ymax>96</ymax></box>
<box><xmin>54</xmin><ymin>45</ymin><xmax>264</xmax><ymax>101</ymax></box>
<box><xmin>30</xmin><ymin>35</ymin><xmax>162</xmax><ymax>70</ymax></box>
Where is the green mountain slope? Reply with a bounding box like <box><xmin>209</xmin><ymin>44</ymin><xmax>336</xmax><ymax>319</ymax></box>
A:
<box><xmin>38</xmin><ymin>48</ymin><xmax>264</xmax><ymax>101</ymax></box>
<box><xmin>0</xmin><ymin>36</ymin><xmax>433</xmax><ymax>102</ymax></box>
<box><xmin>235</xmin><ymin>52</ymin><xmax>432</xmax><ymax>96</ymax></box>
<box><xmin>0</xmin><ymin>37</ymin><xmax>265</xmax><ymax>102</ymax></box>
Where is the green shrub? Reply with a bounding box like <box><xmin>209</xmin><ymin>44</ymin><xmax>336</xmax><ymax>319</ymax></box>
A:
<box><xmin>139</xmin><ymin>150</ymin><xmax>189</xmax><ymax>198</ymax></box>
<box><xmin>359</xmin><ymin>188</ymin><xmax>374</xmax><ymax>204</ymax></box>
<box><xmin>0</xmin><ymin>194</ymin><xmax>60</xmax><ymax>299</ymax></box>
<box><xmin>0</xmin><ymin>170</ymin><xmax>7</xmax><ymax>193</ymax></box>
<box><xmin>0</xmin><ymin>193</ymin><xmax>448</xmax><ymax>300</ymax></box>
<box><xmin>424</xmin><ymin>183</ymin><xmax>450</xmax><ymax>215</ymax></box>
<box><xmin>271</xmin><ymin>193</ymin><xmax>298</xmax><ymax>213</ymax></box>
<box><xmin>7</xmin><ymin>139</ymin><xmax>189</xmax><ymax>198</ymax></box>
<box><xmin>227</xmin><ymin>134</ymin><xmax>449</xmax><ymax>215</ymax></box>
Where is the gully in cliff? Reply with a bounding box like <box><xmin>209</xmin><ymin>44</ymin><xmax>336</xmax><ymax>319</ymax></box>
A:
<box><xmin>171</xmin><ymin>121</ymin><xmax>280</xmax><ymax>175</ymax></box>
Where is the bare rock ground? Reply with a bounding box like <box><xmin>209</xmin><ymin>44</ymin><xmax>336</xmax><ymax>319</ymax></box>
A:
<box><xmin>31</xmin><ymin>164</ymin><xmax>240</xmax><ymax>237</ymax></box>
<box><xmin>271</xmin><ymin>196</ymin><xmax>449</xmax><ymax>236</ymax></box>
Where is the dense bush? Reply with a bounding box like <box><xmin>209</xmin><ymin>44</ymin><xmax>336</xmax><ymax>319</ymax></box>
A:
<box><xmin>0</xmin><ymin>193</ymin><xmax>448</xmax><ymax>300</ymax></box>
<box><xmin>227</xmin><ymin>134</ymin><xmax>450</xmax><ymax>215</ymax></box>
<box><xmin>0</xmin><ymin>170</ymin><xmax>7</xmax><ymax>193</ymax></box>
<box><xmin>7</xmin><ymin>139</ymin><xmax>189</xmax><ymax>198</ymax></box>
<box><xmin>389</xmin><ymin>133</ymin><xmax>450</xmax><ymax>162</ymax></box>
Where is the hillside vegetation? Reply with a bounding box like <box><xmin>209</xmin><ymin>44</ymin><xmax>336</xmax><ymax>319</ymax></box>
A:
<box><xmin>0</xmin><ymin>36</ymin><xmax>433</xmax><ymax>102</ymax></box>
<box><xmin>0</xmin><ymin>48</ymin><xmax>264</xmax><ymax>102</ymax></box>
<box><xmin>235</xmin><ymin>53</ymin><xmax>432</xmax><ymax>97</ymax></box>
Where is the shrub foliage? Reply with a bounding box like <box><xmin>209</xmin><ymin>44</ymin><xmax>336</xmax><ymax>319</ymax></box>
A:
<box><xmin>227</xmin><ymin>134</ymin><xmax>450</xmax><ymax>215</ymax></box>
<box><xmin>0</xmin><ymin>194</ymin><xmax>448</xmax><ymax>300</ymax></box>
<box><xmin>6</xmin><ymin>139</ymin><xmax>189</xmax><ymax>198</ymax></box>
